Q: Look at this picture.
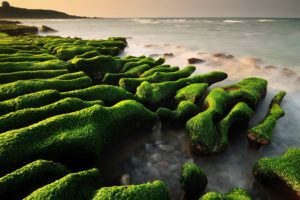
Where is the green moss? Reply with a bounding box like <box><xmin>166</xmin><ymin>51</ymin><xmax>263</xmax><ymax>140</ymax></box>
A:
<box><xmin>121</xmin><ymin>57</ymin><xmax>165</xmax><ymax>72</ymax></box>
<box><xmin>55</xmin><ymin>45</ymin><xmax>96</xmax><ymax>60</ymax></box>
<box><xmin>0</xmin><ymin>98</ymin><xmax>101</xmax><ymax>133</ymax></box>
<box><xmin>0</xmin><ymin>60</ymin><xmax>71</xmax><ymax>73</ymax></box>
<box><xmin>200</xmin><ymin>188</ymin><xmax>254</xmax><ymax>200</ymax></box>
<box><xmin>179</xmin><ymin>163</ymin><xmax>207</xmax><ymax>199</ymax></box>
<box><xmin>157</xmin><ymin>101</ymin><xmax>200</xmax><ymax>128</ymax></box>
<box><xmin>53</xmin><ymin>71</ymin><xmax>87</xmax><ymax>80</ymax></box>
<box><xmin>140</xmin><ymin>65</ymin><xmax>178</xmax><ymax>78</ymax></box>
<box><xmin>253</xmin><ymin>148</ymin><xmax>300</xmax><ymax>196</ymax></box>
<box><xmin>217</xmin><ymin>102</ymin><xmax>254</xmax><ymax>152</ymax></box>
<box><xmin>93</xmin><ymin>181</ymin><xmax>170</xmax><ymax>200</ymax></box>
<box><xmin>0</xmin><ymin>53</ymin><xmax>56</xmax><ymax>62</ymax></box>
<box><xmin>70</xmin><ymin>55</ymin><xmax>123</xmax><ymax>74</ymax></box>
<box><xmin>119</xmin><ymin>66</ymin><xmax>196</xmax><ymax>93</ymax></box>
<box><xmin>74</xmin><ymin>50</ymin><xmax>101</xmax><ymax>59</ymax></box>
<box><xmin>247</xmin><ymin>91</ymin><xmax>286</xmax><ymax>147</ymax></box>
<box><xmin>61</xmin><ymin>85</ymin><xmax>137</xmax><ymax>106</ymax></box>
<box><xmin>0</xmin><ymin>100</ymin><xmax>156</xmax><ymax>175</ymax></box>
<box><xmin>0</xmin><ymin>90</ymin><xmax>61</xmax><ymax>117</ymax></box>
<box><xmin>136</xmin><ymin>71</ymin><xmax>227</xmax><ymax>105</ymax></box>
<box><xmin>102</xmin><ymin>64</ymin><xmax>151</xmax><ymax>85</ymax></box>
<box><xmin>175</xmin><ymin>83</ymin><xmax>209</xmax><ymax>104</ymax></box>
<box><xmin>0</xmin><ymin>160</ymin><xmax>69</xmax><ymax>200</ymax></box>
<box><xmin>0</xmin><ymin>76</ymin><xmax>92</xmax><ymax>101</ymax></box>
<box><xmin>25</xmin><ymin>168</ymin><xmax>102</xmax><ymax>200</ymax></box>
<box><xmin>186</xmin><ymin>78</ymin><xmax>267</xmax><ymax>155</ymax></box>
<box><xmin>0</xmin><ymin>69</ymin><xmax>69</xmax><ymax>84</ymax></box>
<box><xmin>86</xmin><ymin>39</ymin><xmax>127</xmax><ymax>49</ymax></box>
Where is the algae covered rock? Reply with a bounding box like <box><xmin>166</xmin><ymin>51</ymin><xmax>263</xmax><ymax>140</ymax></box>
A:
<box><xmin>0</xmin><ymin>100</ymin><xmax>157</xmax><ymax>175</ymax></box>
<box><xmin>140</xmin><ymin>65</ymin><xmax>179</xmax><ymax>78</ymax></box>
<box><xmin>0</xmin><ymin>160</ymin><xmax>69</xmax><ymax>199</ymax></box>
<box><xmin>179</xmin><ymin>163</ymin><xmax>207</xmax><ymax>199</ymax></box>
<box><xmin>25</xmin><ymin>168</ymin><xmax>102</xmax><ymax>200</ymax></box>
<box><xmin>136</xmin><ymin>71</ymin><xmax>227</xmax><ymax>106</ymax></box>
<box><xmin>253</xmin><ymin>148</ymin><xmax>300</xmax><ymax>198</ymax></box>
<box><xmin>175</xmin><ymin>83</ymin><xmax>208</xmax><ymax>104</ymax></box>
<box><xmin>247</xmin><ymin>91</ymin><xmax>286</xmax><ymax>148</ymax></box>
<box><xmin>157</xmin><ymin>101</ymin><xmax>200</xmax><ymax>128</ymax></box>
<box><xmin>119</xmin><ymin>66</ymin><xmax>196</xmax><ymax>93</ymax></box>
<box><xmin>200</xmin><ymin>188</ymin><xmax>253</xmax><ymax>200</ymax></box>
<box><xmin>93</xmin><ymin>180</ymin><xmax>170</xmax><ymax>200</ymax></box>
<box><xmin>186</xmin><ymin>78</ymin><xmax>267</xmax><ymax>155</ymax></box>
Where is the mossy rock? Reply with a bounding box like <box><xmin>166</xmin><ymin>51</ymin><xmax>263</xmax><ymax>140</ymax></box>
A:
<box><xmin>119</xmin><ymin>66</ymin><xmax>196</xmax><ymax>93</ymax></box>
<box><xmin>0</xmin><ymin>76</ymin><xmax>92</xmax><ymax>101</ymax></box>
<box><xmin>93</xmin><ymin>180</ymin><xmax>170</xmax><ymax>200</ymax></box>
<box><xmin>186</xmin><ymin>78</ymin><xmax>267</xmax><ymax>155</ymax></box>
<box><xmin>25</xmin><ymin>168</ymin><xmax>102</xmax><ymax>200</ymax></box>
<box><xmin>140</xmin><ymin>65</ymin><xmax>179</xmax><ymax>78</ymax></box>
<box><xmin>136</xmin><ymin>71</ymin><xmax>227</xmax><ymax>106</ymax></box>
<box><xmin>200</xmin><ymin>188</ymin><xmax>254</xmax><ymax>200</ymax></box>
<box><xmin>0</xmin><ymin>97</ymin><xmax>101</xmax><ymax>133</ymax></box>
<box><xmin>247</xmin><ymin>91</ymin><xmax>286</xmax><ymax>148</ymax></box>
<box><xmin>157</xmin><ymin>101</ymin><xmax>200</xmax><ymax>128</ymax></box>
<box><xmin>175</xmin><ymin>83</ymin><xmax>209</xmax><ymax>104</ymax></box>
<box><xmin>0</xmin><ymin>160</ymin><xmax>69</xmax><ymax>200</ymax></box>
<box><xmin>253</xmin><ymin>148</ymin><xmax>300</xmax><ymax>198</ymax></box>
<box><xmin>0</xmin><ymin>100</ymin><xmax>156</xmax><ymax>175</ymax></box>
<box><xmin>179</xmin><ymin>163</ymin><xmax>207</xmax><ymax>199</ymax></box>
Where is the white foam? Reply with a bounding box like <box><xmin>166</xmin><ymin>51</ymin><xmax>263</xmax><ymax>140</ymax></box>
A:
<box><xmin>258</xmin><ymin>19</ymin><xmax>276</xmax><ymax>22</ymax></box>
<box><xmin>223</xmin><ymin>20</ymin><xmax>244</xmax><ymax>23</ymax></box>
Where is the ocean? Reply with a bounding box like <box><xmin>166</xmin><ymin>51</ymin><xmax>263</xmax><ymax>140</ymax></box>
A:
<box><xmin>20</xmin><ymin>18</ymin><xmax>300</xmax><ymax>199</ymax></box>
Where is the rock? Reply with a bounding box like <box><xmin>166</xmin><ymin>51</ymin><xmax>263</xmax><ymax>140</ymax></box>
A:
<box><xmin>0</xmin><ymin>20</ymin><xmax>21</xmax><ymax>25</ymax></box>
<box><xmin>151</xmin><ymin>153</ymin><xmax>162</xmax><ymax>162</ymax></box>
<box><xmin>163</xmin><ymin>53</ymin><xmax>174</xmax><ymax>57</ymax></box>
<box><xmin>120</xmin><ymin>174</ymin><xmax>131</xmax><ymax>185</ymax></box>
<box><xmin>145</xmin><ymin>143</ymin><xmax>154</xmax><ymax>152</ymax></box>
<box><xmin>169</xmin><ymin>164</ymin><xmax>181</xmax><ymax>172</ymax></box>
<box><xmin>158</xmin><ymin>144</ymin><xmax>174</xmax><ymax>152</ymax></box>
<box><xmin>187</xmin><ymin>58</ymin><xmax>205</xmax><ymax>64</ymax></box>
<box><xmin>40</xmin><ymin>25</ymin><xmax>57</xmax><ymax>33</ymax></box>
<box><xmin>213</xmin><ymin>53</ymin><xmax>234</xmax><ymax>59</ymax></box>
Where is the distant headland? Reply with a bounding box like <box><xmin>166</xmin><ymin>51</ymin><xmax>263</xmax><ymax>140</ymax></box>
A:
<box><xmin>0</xmin><ymin>1</ymin><xmax>88</xmax><ymax>19</ymax></box>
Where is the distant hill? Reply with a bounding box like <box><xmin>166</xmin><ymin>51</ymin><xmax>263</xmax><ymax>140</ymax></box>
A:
<box><xmin>0</xmin><ymin>1</ymin><xmax>86</xmax><ymax>19</ymax></box>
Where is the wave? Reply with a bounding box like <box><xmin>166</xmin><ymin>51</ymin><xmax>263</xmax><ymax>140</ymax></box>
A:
<box><xmin>223</xmin><ymin>20</ymin><xmax>244</xmax><ymax>23</ymax></box>
<box><xmin>257</xmin><ymin>19</ymin><xmax>276</xmax><ymax>22</ymax></box>
<box><xmin>131</xmin><ymin>18</ymin><xmax>159</xmax><ymax>24</ymax></box>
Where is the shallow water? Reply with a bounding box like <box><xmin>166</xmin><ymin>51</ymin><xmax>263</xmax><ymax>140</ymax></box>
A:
<box><xmin>14</xmin><ymin>18</ymin><xmax>300</xmax><ymax>199</ymax></box>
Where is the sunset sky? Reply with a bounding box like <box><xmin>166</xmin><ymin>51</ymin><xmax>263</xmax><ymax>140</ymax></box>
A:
<box><xmin>7</xmin><ymin>0</ymin><xmax>300</xmax><ymax>18</ymax></box>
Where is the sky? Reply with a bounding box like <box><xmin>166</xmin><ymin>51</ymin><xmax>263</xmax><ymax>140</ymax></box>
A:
<box><xmin>7</xmin><ymin>0</ymin><xmax>300</xmax><ymax>18</ymax></box>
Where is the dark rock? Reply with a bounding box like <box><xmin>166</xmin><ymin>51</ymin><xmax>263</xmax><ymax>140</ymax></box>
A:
<box><xmin>163</xmin><ymin>53</ymin><xmax>174</xmax><ymax>57</ymax></box>
<box><xmin>187</xmin><ymin>58</ymin><xmax>205</xmax><ymax>64</ymax></box>
<box><xmin>213</xmin><ymin>53</ymin><xmax>234</xmax><ymax>59</ymax></box>
<box><xmin>40</xmin><ymin>25</ymin><xmax>57</xmax><ymax>33</ymax></box>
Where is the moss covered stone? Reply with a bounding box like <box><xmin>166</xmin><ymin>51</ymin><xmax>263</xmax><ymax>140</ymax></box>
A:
<box><xmin>0</xmin><ymin>76</ymin><xmax>92</xmax><ymax>101</ymax></box>
<box><xmin>174</xmin><ymin>83</ymin><xmax>208</xmax><ymax>104</ymax></box>
<box><xmin>121</xmin><ymin>57</ymin><xmax>165</xmax><ymax>72</ymax></box>
<box><xmin>186</xmin><ymin>78</ymin><xmax>267</xmax><ymax>155</ymax></box>
<box><xmin>25</xmin><ymin>168</ymin><xmax>102</xmax><ymax>200</ymax></box>
<box><xmin>179</xmin><ymin>163</ymin><xmax>207</xmax><ymax>199</ymax></box>
<box><xmin>102</xmin><ymin>64</ymin><xmax>151</xmax><ymax>85</ymax></box>
<box><xmin>119</xmin><ymin>66</ymin><xmax>196</xmax><ymax>93</ymax></box>
<box><xmin>93</xmin><ymin>180</ymin><xmax>170</xmax><ymax>200</ymax></box>
<box><xmin>200</xmin><ymin>188</ymin><xmax>254</xmax><ymax>200</ymax></box>
<box><xmin>157</xmin><ymin>101</ymin><xmax>200</xmax><ymax>128</ymax></box>
<box><xmin>0</xmin><ymin>59</ymin><xmax>71</xmax><ymax>73</ymax></box>
<box><xmin>140</xmin><ymin>65</ymin><xmax>179</xmax><ymax>78</ymax></box>
<box><xmin>247</xmin><ymin>91</ymin><xmax>286</xmax><ymax>148</ymax></box>
<box><xmin>136</xmin><ymin>71</ymin><xmax>227</xmax><ymax>106</ymax></box>
<box><xmin>0</xmin><ymin>69</ymin><xmax>69</xmax><ymax>84</ymax></box>
<box><xmin>0</xmin><ymin>100</ymin><xmax>156</xmax><ymax>175</ymax></box>
<box><xmin>70</xmin><ymin>55</ymin><xmax>123</xmax><ymax>74</ymax></box>
<box><xmin>0</xmin><ymin>53</ymin><xmax>56</xmax><ymax>62</ymax></box>
<box><xmin>0</xmin><ymin>98</ymin><xmax>101</xmax><ymax>133</ymax></box>
<box><xmin>0</xmin><ymin>160</ymin><xmax>69</xmax><ymax>199</ymax></box>
<box><xmin>253</xmin><ymin>148</ymin><xmax>300</xmax><ymax>198</ymax></box>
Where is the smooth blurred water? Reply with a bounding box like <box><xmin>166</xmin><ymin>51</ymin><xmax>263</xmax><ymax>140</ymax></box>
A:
<box><xmin>21</xmin><ymin>18</ymin><xmax>300</xmax><ymax>73</ymax></box>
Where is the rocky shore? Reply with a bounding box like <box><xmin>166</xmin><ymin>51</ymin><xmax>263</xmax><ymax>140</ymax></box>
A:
<box><xmin>0</xmin><ymin>26</ymin><xmax>297</xmax><ymax>200</ymax></box>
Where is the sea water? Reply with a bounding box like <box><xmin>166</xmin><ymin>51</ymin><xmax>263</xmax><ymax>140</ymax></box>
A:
<box><xmin>20</xmin><ymin>18</ymin><xmax>300</xmax><ymax>199</ymax></box>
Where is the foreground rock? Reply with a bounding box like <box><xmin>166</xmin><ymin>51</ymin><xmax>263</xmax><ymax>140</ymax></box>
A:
<box><xmin>253</xmin><ymin>148</ymin><xmax>300</xmax><ymax>199</ymax></box>
<box><xmin>179</xmin><ymin>163</ymin><xmax>207</xmax><ymax>199</ymax></box>
<box><xmin>247</xmin><ymin>91</ymin><xmax>286</xmax><ymax>149</ymax></box>
<box><xmin>186</xmin><ymin>78</ymin><xmax>267</xmax><ymax>155</ymax></box>
<box><xmin>40</xmin><ymin>25</ymin><xmax>57</xmax><ymax>33</ymax></box>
